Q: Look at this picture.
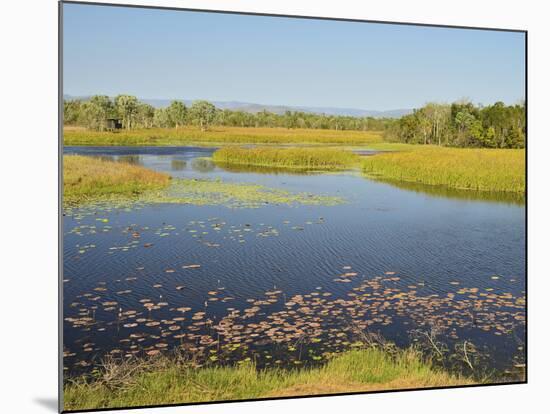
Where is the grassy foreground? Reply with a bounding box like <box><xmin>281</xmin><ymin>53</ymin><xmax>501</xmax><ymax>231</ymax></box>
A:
<box><xmin>63</xmin><ymin>348</ymin><xmax>473</xmax><ymax>410</ymax></box>
<box><xmin>64</xmin><ymin>155</ymin><xmax>171</xmax><ymax>204</ymax></box>
<box><xmin>213</xmin><ymin>147</ymin><xmax>359</xmax><ymax>170</ymax></box>
<box><xmin>64</xmin><ymin>126</ymin><xmax>384</xmax><ymax>146</ymax></box>
<box><xmin>363</xmin><ymin>146</ymin><xmax>525</xmax><ymax>193</ymax></box>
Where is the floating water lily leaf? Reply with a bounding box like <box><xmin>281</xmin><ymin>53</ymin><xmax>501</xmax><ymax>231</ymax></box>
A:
<box><xmin>182</xmin><ymin>264</ymin><xmax>201</xmax><ymax>269</ymax></box>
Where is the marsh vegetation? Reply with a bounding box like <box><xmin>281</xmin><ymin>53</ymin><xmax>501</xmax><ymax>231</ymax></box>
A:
<box><xmin>362</xmin><ymin>146</ymin><xmax>525</xmax><ymax>193</ymax></box>
<box><xmin>63</xmin><ymin>155</ymin><xmax>171</xmax><ymax>204</ymax></box>
<box><xmin>63</xmin><ymin>126</ymin><xmax>384</xmax><ymax>146</ymax></box>
<box><xmin>213</xmin><ymin>147</ymin><xmax>359</xmax><ymax>170</ymax></box>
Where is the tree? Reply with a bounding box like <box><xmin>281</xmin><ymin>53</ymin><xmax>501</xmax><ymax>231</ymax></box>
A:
<box><xmin>115</xmin><ymin>95</ymin><xmax>139</xmax><ymax>130</ymax></box>
<box><xmin>63</xmin><ymin>100</ymin><xmax>82</xmax><ymax>125</ymax></box>
<box><xmin>454</xmin><ymin>111</ymin><xmax>476</xmax><ymax>146</ymax></box>
<box><xmin>189</xmin><ymin>100</ymin><xmax>216</xmax><ymax>131</ymax></box>
<box><xmin>482</xmin><ymin>126</ymin><xmax>498</xmax><ymax>148</ymax></box>
<box><xmin>167</xmin><ymin>100</ymin><xmax>187</xmax><ymax>129</ymax></box>
<box><xmin>397</xmin><ymin>114</ymin><xmax>420</xmax><ymax>143</ymax></box>
<box><xmin>136</xmin><ymin>103</ymin><xmax>155</xmax><ymax>128</ymax></box>
<box><xmin>506</xmin><ymin>126</ymin><xmax>525</xmax><ymax>148</ymax></box>
<box><xmin>153</xmin><ymin>108</ymin><xmax>170</xmax><ymax>128</ymax></box>
<box><xmin>422</xmin><ymin>103</ymin><xmax>451</xmax><ymax>146</ymax></box>
<box><xmin>81</xmin><ymin>95</ymin><xmax>113</xmax><ymax>131</ymax></box>
<box><xmin>416</xmin><ymin>110</ymin><xmax>431</xmax><ymax>145</ymax></box>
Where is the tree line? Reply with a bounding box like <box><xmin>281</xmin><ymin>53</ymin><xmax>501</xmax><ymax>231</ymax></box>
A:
<box><xmin>384</xmin><ymin>101</ymin><xmax>525</xmax><ymax>148</ymax></box>
<box><xmin>63</xmin><ymin>95</ymin><xmax>389</xmax><ymax>132</ymax></box>
<box><xmin>64</xmin><ymin>95</ymin><xmax>216</xmax><ymax>132</ymax></box>
<box><xmin>64</xmin><ymin>95</ymin><xmax>525</xmax><ymax>148</ymax></box>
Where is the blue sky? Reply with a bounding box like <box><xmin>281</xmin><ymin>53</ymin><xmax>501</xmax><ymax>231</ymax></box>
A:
<box><xmin>63</xmin><ymin>3</ymin><xmax>525</xmax><ymax>110</ymax></box>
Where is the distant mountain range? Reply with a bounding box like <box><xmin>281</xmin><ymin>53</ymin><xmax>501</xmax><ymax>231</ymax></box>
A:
<box><xmin>63</xmin><ymin>95</ymin><xmax>412</xmax><ymax>119</ymax></box>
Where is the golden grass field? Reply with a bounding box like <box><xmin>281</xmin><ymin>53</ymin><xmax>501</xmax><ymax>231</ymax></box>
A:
<box><xmin>63</xmin><ymin>126</ymin><xmax>385</xmax><ymax>146</ymax></box>
<box><xmin>63</xmin><ymin>155</ymin><xmax>171</xmax><ymax>203</ymax></box>
<box><xmin>362</xmin><ymin>146</ymin><xmax>525</xmax><ymax>193</ymax></box>
<box><xmin>213</xmin><ymin>146</ymin><xmax>359</xmax><ymax>170</ymax></box>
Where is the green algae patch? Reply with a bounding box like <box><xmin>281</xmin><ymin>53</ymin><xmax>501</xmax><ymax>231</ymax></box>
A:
<box><xmin>143</xmin><ymin>178</ymin><xmax>344</xmax><ymax>208</ymax></box>
<box><xmin>64</xmin><ymin>177</ymin><xmax>344</xmax><ymax>210</ymax></box>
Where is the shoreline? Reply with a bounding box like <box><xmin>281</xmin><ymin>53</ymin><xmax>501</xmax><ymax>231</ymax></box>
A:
<box><xmin>63</xmin><ymin>346</ymin><xmax>481</xmax><ymax>411</ymax></box>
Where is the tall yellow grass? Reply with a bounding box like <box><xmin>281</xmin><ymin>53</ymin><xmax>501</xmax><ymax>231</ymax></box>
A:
<box><xmin>63</xmin><ymin>126</ymin><xmax>384</xmax><ymax>146</ymax></box>
<box><xmin>63</xmin><ymin>155</ymin><xmax>171</xmax><ymax>203</ymax></box>
<box><xmin>362</xmin><ymin>146</ymin><xmax>525</xmax><ymax>193</ymax></box>
<box><xmin>213</xmin><ymin>147</ymin><xmax>359</xmax><ymax>170</ymax></box>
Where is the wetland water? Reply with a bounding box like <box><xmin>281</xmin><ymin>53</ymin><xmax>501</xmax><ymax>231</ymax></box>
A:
<box><xmin>63</xmin><ymin>146</ymin><xmax>526</xmax><ymax>377</ymax></box>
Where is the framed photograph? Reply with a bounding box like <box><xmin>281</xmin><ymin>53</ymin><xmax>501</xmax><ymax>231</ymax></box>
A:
<box><xmin>60</xmin><ymin>1</ymin><xmax>526</xmax><ymax>412</ymax></box>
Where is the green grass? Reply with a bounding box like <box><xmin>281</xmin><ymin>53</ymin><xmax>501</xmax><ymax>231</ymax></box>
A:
<box><xmin>362</xmin><ymin>146</ymin><xmax>525</xmax><ymax>193</ymax></box>
<box><xmin>63</xmin><ymin>155</ymin><xmax>342</xmax><ymax>208</ymax></box>
<box><xmin>63</xmin><ymin>348</ymin><xmax>473</xmax><ymax>410</ymax></box>
<box><xmin>213</xmin><ymin>147</ymin><xmax>360</xmax><ymax>170</ymax></box>
<box><xmin>63</xmin><ymin>126</ymin><xmax>384</xmax><ymax>146</ymax></box>
<box><xmin>63</xmin><ymin>155</ymin><xmax>171</xmax><ymax>204</ymax></box>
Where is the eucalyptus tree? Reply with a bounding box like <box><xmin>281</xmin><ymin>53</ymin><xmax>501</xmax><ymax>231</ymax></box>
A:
<box><xmin>256</xmin><ymin>110</ymin><xmax>272</xmax><ymax>128</ymax></box>
<box><xmin>63</xmin><ymin>100</ymin><xmax>82</xmax><ymax>125</ymax></box>
<box><xmin>115</xmin><ymin>95</ymin><xmax>139</xmax><ymax>130</ymax></box>
<box><xmin>81</xmin><ymin>95</ymin><xmax>113</xmax><ymax>131</ymax></box>
<box><xmin>422</xmin><ymin>103</ymin><xmax>451</xmax><ymax>146</ymax></box>
<box><xmin>412</xmin><ymin>109</ymin><xmax>431</xmax><ymax>145</ymax></box>
<box><xmin>153</xmin><ymin>108</ymin><xmax>170</xmax><ymax>128</ymax></box>
<box><xmin>396</xmin><ymin>113</ymin><xmax>420</xmax><ymax>143</ymax></box>
<box><xmin>190</xmin><ymin>100</ymin><xmax>216</xmax><ymax>131</ymax></box>
<box><xmin>136</xmin><ymin>103</ymin><xmax>155</xmax><ymax>128</ymax></box>
<box><xmin>167</xmin><ymin>100</ymin><xmax>187</xmax><ymax>129</ymax></box>
<box><xmin>454</xmin><ymin>111</ymin><xmax>476</xmax><ymax>146</ymax></box>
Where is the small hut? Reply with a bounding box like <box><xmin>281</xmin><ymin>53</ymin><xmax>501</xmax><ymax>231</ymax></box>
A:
<box><xmin>106</xmin><ymin>118</ymin><xmax>123</xmax><ymax>130</ymax></box>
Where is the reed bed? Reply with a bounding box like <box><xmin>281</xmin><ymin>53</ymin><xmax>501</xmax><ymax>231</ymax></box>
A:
<box><xmin>63</xmin><ymin>348</ymin><xmax>472</xmax><ymax>410</ymax></box>
<box><xmin>63</xmin><ymin>155</ymin><xmax>171</xmax><ymax>203</ymax></box>
<box><xmin>213</xmin><ymin>147</ymin><xmax>360</xmax><ymax>170</ymax></box>
<box><xmin>362</xmin><ymin>147</ymin><xmax>525</xmax><ymax>193</ymax></box>
<box><xmin>63</xmin><ymin>126</ymin><xmax>384</xmax><ymax>146</ymax></box>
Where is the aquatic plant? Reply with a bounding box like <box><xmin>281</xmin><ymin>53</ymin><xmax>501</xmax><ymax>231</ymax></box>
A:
<box><xmin>362</xmin><ymin>146</ymin><xmax>525</xmax><ymax>193</ymax></box>
<box><xmin>143</xmin><ymin>178</ymin><xmax>344</xmax><ymax>207</ymax></box>
<box><xmin>212</xmin><ymin>147</ymin><xmax>360</xmax><ymax>170</ymax></box>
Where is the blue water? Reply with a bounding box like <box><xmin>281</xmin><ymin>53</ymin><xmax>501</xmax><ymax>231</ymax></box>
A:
<box><xmin>63</xmin><ymin>147</ymin><xmax>526</xmax><ymax>376</ymax></box>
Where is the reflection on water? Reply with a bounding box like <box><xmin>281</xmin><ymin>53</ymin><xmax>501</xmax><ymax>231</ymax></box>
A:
<box><xmin>191</xmin><ymin>158</ymin><xmax>215</xmax><ymax>173</ymax></box>
<box><xmin>368</xmin><ymin>176</ymin><xmax>525</xmax><ymax>205</ymax></box>
<box><xmin>171</xmin><ymin>159</ymin><xmax>186</xmax><ymax>171</ymax></box>
<box><xmin>118</xmin><ymin>154</ymin><xmax>142</xmax><ymax>165</ymax></box>
<box><xmin>216</xmin><ymin>162</ymin><xmax>323</xmax><ymax>176</ymax></box>
<box><xmin>83</xmin><ymin>154</ymin><xmax>144</xmax><ymax>166</ymax></box>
